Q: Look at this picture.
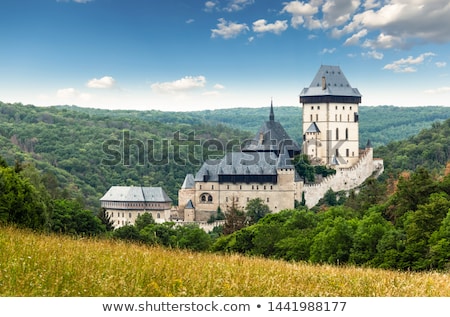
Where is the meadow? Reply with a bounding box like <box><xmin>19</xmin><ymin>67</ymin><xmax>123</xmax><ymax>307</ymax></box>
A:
<box><xmin>1</xmin><ymin>226</ymin><xmax>449</xmax><ymax>297</ymax></box>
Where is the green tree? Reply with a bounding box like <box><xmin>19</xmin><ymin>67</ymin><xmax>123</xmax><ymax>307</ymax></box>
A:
<box><xmin>350</xmin><ymin>207</ymin><xmax>393</xmax><ymax>265</ymax></box>
<box><xmin>134</xmin><ymin>212</ymin><xmax>155</xmax><ymax>231</ymax></box>
<box><xmin>0</xmin><ymin>164</ymin><xmax>47</xmax><ymax>229</ymax></box>
<box><xmin>175</xmin><ymin>223</ymin><xmax>212</xmax><ymax>251</ymax></box>
<box><xmin>428</xmin><ymin>210</ymin><xmax>450</xmax><ymax>270</ymax></box>
<box><xmin>245</xmin><ymin>198</ymin><xmax>271</xmax><ymax>225</ymax></box>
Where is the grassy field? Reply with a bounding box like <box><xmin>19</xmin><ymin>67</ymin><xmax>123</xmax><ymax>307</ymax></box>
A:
<box><xmin>1</xmin><ymin>226</ymin><xmax>449</xmax><ymax>297</ymax></box>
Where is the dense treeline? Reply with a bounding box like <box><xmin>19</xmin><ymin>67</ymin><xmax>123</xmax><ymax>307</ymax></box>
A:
<box><xmin>56</xmin><ymin>104</ymin><xmax>450</xmax><ymax>148</ymax></box>
<box><xmin>0</xmin><ymin>102</ymin><xmax>252</xmax><ymax>209</ymax></box>
<box><xmin>212</xmin><ymin>167</ymin><xmax>450</xmax><ymax>271</ymax></box>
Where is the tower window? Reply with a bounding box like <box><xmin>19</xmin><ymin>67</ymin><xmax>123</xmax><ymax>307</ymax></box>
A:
<box><xmin>345</xmin><ymin>128</ymin><xmax>348</xmax><ymax>140</ymax></box>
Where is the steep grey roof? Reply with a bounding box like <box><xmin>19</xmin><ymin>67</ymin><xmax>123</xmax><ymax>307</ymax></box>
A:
<box><xmin>300</xmin><ymin>65</ymin><xmax>361</xmax><ymax>98</ymax></box>
<box><xmin>194</xmin><ymin>151</ymin><xmax>279</xmax><ymax>182</ymax></box>
<box><xmin>305</xmin><ymin>122</ymin><xmax>321</xmax><ymax>133</ymax></box>
<box><xmin>242</xmin><ymin>103</ymin><xmax>301</xmax><ymax>155</ymax></box>
<box><xmin>100</xmin><ymin>186</ymin><xmax>172</xmax><ymax>202</ymax></box>
<box><xmin>181</xmin><ymin>174</ymin><xmax>195</xmax><ymax>189</ymax></box>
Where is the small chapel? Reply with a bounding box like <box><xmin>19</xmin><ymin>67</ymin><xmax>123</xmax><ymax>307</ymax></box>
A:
<box><xmin>176</xmin><ymin>65</ymin><xmax>384</xmax><ymax>221</ymax></box>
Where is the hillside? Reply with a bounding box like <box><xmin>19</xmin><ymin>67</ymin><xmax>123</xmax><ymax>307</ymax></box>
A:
<box><xmin>56</xmin><ymin>104</ymin><xmax>450</xmax><ymax>148</ymax></box>
<box><xmin>1</xmin><ymin>101</ymin><xmax>450</xmax><ymax>210</ymax></box>
<box><xmin>1</xmin><ymin>225</ymin><xmax>448</xmax><ymax>296</ymax></box>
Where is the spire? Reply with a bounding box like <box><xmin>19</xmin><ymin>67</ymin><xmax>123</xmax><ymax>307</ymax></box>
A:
<box><xmin>269</xmin><ymin>98</ymin><xmax>275</xmax><ymax>122</ymax></box>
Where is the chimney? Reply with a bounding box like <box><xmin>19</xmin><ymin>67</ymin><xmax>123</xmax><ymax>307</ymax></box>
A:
<box><xmin>322</xmin><ymin>76</ymin><xmax>326</xmax><ymax>90</ymax></box>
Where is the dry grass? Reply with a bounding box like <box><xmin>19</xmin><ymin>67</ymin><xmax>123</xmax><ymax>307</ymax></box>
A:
<box><xmin>1</xmin><ymin>226</ymin><xmax>449</xmax><ymax>297</ymax></box>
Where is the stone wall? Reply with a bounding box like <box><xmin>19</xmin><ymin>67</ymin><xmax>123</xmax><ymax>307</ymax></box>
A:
<box><xmin>302</xmin><ymin>147</ymin><xmax>383</xmax><ymax>208</ymax></box>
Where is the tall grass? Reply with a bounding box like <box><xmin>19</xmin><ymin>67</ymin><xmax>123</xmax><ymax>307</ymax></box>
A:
<box><xmin>1</xmin><ymin>226</ymin><xmax>449</xmax><ymax>297</ymax></box>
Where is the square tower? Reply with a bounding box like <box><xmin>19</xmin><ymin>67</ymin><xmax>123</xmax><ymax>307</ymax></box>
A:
<box><xmin>300</xmin><ymin>65</ymin><xmax>361</xmax><ymax>168</ymax></box>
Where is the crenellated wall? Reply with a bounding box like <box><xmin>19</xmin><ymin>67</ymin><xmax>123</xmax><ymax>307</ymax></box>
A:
<box><xmin>302</xmin><ymin>147</ymin><xmax>383</xmax><ymax>208</ymax></box>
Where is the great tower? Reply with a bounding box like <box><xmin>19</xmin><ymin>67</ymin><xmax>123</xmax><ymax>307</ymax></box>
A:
<box><xmin>300</xmin><ymin>65</ymin><xmax>361</xmax><ymax>168</ymax></box>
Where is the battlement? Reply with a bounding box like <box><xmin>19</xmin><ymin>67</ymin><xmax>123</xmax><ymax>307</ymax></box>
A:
<box><xmin>302</xmin><ymin>147</ymin><xmax>383</xmax><ymax>208</ymax></box>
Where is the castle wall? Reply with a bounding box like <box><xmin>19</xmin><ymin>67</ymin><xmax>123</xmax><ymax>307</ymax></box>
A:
<box><xmin>302</xmin><ymin>147</ymin><xmax>381</xmax><ymax>208</ymax></box>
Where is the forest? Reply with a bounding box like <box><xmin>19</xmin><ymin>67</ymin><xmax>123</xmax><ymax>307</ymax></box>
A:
<box><xmin>1</xmin><ymin>101</ymin><xmax>450</xmax><ymax>271</ymax></box>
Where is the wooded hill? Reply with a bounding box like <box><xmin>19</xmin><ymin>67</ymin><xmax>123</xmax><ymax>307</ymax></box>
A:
<box><xmin>1</xmin><ymin>101</ymin><xmax>450</xmax><ymax>210</ymax></box>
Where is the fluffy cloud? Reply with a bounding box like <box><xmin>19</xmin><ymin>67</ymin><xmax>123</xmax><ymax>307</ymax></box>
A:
<box><xmin>211</xmin><ymin>18</ymin><xmax>249</xmax><ymax>39</ymax></box>
<box><xmin>151</xmin><ymin>76</ymin><xmax>207</xmax><ymax>94</ymax></box>
<box><xmin>281</xmin><ymin>1</ymin><xmax>319</xmax><ymax>29</ymax></box>
<box><xmin>281</xmin><ymin>0</ymin><xmax>450</xmax><ymax>49</ymax></box>
<box><xmin>252</xmin><ymin>19</ymin><xmax>288</xmax><ymax>35</ymax></box>
<box><xmin>57</xmin><ymin>88</ymin><xmax>91</xmax><ymax>101</ymax></box>
<box><xmin>86</xmin><ymin>76</ymin><xmax>116</xmax><ymax>89</ymax></box>
<box><xmin>383</xmin><ymin>52</ymin><xmax>436</xmax><ymax>73</ymax></box>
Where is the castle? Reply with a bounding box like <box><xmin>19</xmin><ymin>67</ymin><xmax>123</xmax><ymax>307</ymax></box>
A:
<box><xmin>101</xmin><ymin>65</ymin><xmax>384</xmax><ymax>228</ymax></box>
<box><xmin>177</xmin><ymin>65</ymin><xmax>384</xmax><ymax>221</ymax></box>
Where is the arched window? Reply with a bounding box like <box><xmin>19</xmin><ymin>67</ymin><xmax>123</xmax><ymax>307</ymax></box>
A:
<box><xmin>200</xmin><ymin>193</ymin><xmax>213</xmax><ymax>204</ymax></box>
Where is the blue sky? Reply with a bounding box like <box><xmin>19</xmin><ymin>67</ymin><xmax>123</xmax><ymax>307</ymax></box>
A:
<box><xmin>1</xmin><ymin>0</ymin><xmax>450</xmax><ymax>111</ymax></box>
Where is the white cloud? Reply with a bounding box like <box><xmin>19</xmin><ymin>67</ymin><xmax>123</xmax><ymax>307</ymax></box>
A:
<box><xmin>205</xmin><ymin>0</ymin><xmax>254</xmax><ymax>12</ymax></box>
<box><xmin>281</xmin><ymin>1</ymin><xmax>319</xmax><ymax>29</ymax></box>
<box><xmin>383</xmin><ymin>52</ymin><xmax>436</xmax><ymax>73</ymax></box>
<box><xmin>151</xmin><ymin>76</ymin><xmax>207</xmax><ymax>94</ymax></box>
<box><xmin>320</xmin><ymin>47</ymin><xmax>336</xmax><ymax>55</ymax></box>
<box><xmin>252</xmin><ymin>19</ymin><xmax>288</xmax><ymax>35</ymax></box>
<box><xmin>333</xmin><ymin>0</ymin><xmax>450</xmax><ymax>49</ymax></box>
<box><xmin>57</xmin><ymin>88</ymin><xmax>91</xmax><ymax>101</ymax></box>
<box><xmin>213</xmin><ymin>83</ymin><xmax>225</xmax><ymax>90</ymax></box>
<box><xmin>224</xmin><ymin>0</ymin><xmax>255</xmax><ymax>12</ymax></box>
<box><xmin>436</xmin><ymin>62</ymin><xmax>447</xmax><ymax>68</ymax></box>
<box><xmin>424</xmin><ymin>86</ymin><xmax>450</xmax><ymax>94</ymax></box>
<box><xmin>86</xmin><ymin>76</ymin><xmax>116</xmax><ymax>89</ymax></box>
<box><xmin>362</xmin><ymin>33</ymin><xmax>403</xmax><ymax>49</ymax></box>
<box><xmin>343</xmin><ymin>28</ymin><xmax>368</xmax><ymax>46</ymax></box>
<box><xmin>364</xmin><ymin>50</ymin><xmax>384</xmax><ymax>60</ymax></box>
<box><xmin>211</xmin><ymin>18</ymin><xmax>249</xmax><ymax>39</ymax></box>
<box><xmin>322</xmin><ymin>0</ymin><xmax>360</xmax><ymax>28</ymax></box>
<box><xmin>204</xmin><ymin>1</ymin><xmax>217</xmax><ymax>12</ymax></box>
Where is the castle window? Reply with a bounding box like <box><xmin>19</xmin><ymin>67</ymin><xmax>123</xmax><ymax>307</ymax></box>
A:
<box><xmin>336</xmin><ymin>128</ymin><xmax>339</xmax><ymax>140</ymax></box>
<box><xmin>311</xmin><ymin>106</ymin><xmax>314</xmax><ymax>110</ymax></box>
<box><xmin>267</xmin><ymin>197</ymin><xmax>270</xmax><ymax>203</ymax></box>
<box><xmin>129</xmin><ymin>213</ymin><xmax>132</xmax><ymax>218</ymax></box>
<box><xmin>211</xmin><ymin>185</ymin><xmax>214</xmax><ymax>190</ymax></box>
<box><xmin>316</xmin><ymin>114</ymin><xmax>319</xmax><ymax>121</ymax></box>
<box><xmin>200</xmin><ymin>193</ymin><xmax>213</xmax><ymax>204</ymax></box>
<box><xmin>157</xmin><ymin>213</ymin><xmax>160</xmax><ymax>219</ymax></box>
<box><xmin>227</xmin><ymin>185</ymin><xmax>230</xmax><ymax>189</ymax></box>
<box><xmin>346</xmin><ymin>149</ymin><xmax>349</xmax><ymax>157</ymax></box>
<box><xmin>345</xmin><ymin>128</ymin><xmax>348</xmax><ymax>140</ymax></box>
<box><xmin>336</xmin><ymin>149</ymin><xmax>339</xmax><ymax>157</ymax></box>
<box><xmin>247</xmin><ymin>197</ymin><xmax>250</xmax><ymax>202</ymax></box>
<box><xmin>347</xmin><ymin>114</ymin><xmax>350</xmax><ymax>122</ymax></box>
<box><xmin>317</xmin><ymin>106</ymin><xmax>320</xmax><ymax>110</ymax></box>
<box><xmin>199</xmin><ymin>185</ymin><xmax>202</xmax><ymax>190</ymax></box>
<box><xmin>335</xmin><ymin>114</ymin><xmax>337</xmax><ymax>121</ymax></box>
<box><xmin>310</xmin><ymin>114</ymin><xmax>313</xmax><ymax>121</ymax></box>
